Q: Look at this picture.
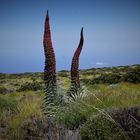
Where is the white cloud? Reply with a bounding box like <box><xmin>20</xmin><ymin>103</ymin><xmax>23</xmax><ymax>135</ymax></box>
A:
<box><xmin>95</xmin><ymin>62</ymin><xmax>105</xmax><ymax>65</ymax></box>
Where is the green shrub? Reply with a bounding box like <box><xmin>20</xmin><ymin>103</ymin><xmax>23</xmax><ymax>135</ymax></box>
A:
<box><xmin>123</xmin><ymin>69</ymin><xmax>140</xmax><ymax>83</ymax></box>
<box><xmin>58</xmin><ymin>72</ymin><xmax>69</xmax><ymax>77</ymax></box>
<box><xmin>0</xmin><ymin>86</ymin><xmax>9</xmax><ymax>94</ymax></box>
<box><xmin>91</xmin><ymin>73</ymin><xmax>121</xmax><ymax>84</ymax></box>
<box><xmin>102</xmin><ymin>73</ymin><xmax>121</xmax><ymax>84</ymax></box>
<box><xmin>17</xmin><ymin>82</ymin><xmax>43</xmax><ymax>92</ymax></box>
<box><xmin>108</xmin><ymin>106</ymin><xmax>140</xmax><ymax>140</ymax></box>
<box><xmin>55</xmin><ymin>105</ymin><xmax>87</xmax><ymax>129</ymax></box>
<box><xmin>82</xmin><ymin>69</ymin><xmax>140</xmax><ymax>85</ymax></box>
<box><xmin>80</xmin><ymin>115</ymin><xmax>123</xmax><ymax>140</ymax></box>
<box><xmin>0</xmin><ymin>96</ymin><xmax>17</xmax><ymax>110</ymax></box>
<box><xmin>80</xmin><ymin>106</ymin><xmax>140</xmax><ymax>140</ymax></box>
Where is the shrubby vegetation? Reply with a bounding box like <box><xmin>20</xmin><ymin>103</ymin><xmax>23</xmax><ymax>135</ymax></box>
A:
<box><xmin>17</xmin><ymin>81</ymin><xmax>44</xmax><ymax>92</ymax></box>
<box><xmin>91</xmin><ymin>73</ymin><xmax>122</xmax><ymax>84</ymax></box>
<box><xmin>0</xmin><ymin>86</ymin><xmax>9</xmax><ymax>94</ymax></box>
<box><xmin>58</xmin><ymin>71</ymin><xmax>69</xmax><ymax>77</ymax></box>
<box><xmin>0</xmin><ymin>65</ymin><xmax>139</xmax><ymax>94</ymax></box>
<box><xmin>0</xmin><ymin>65</ymin><xmax>140</xmax><ymax>139</ymax></box>
<box><xmin>1</xmin><ymin>82</ymin><xmax>140</xmax><ymax>139</ymax></box>
<box><xmin>80</xmin><ymin>115</ymin><xmax>120</xmax><ymax>140</ymax></box>
<box><xmin>123</xmin><ymin>68</ymin><xmax>140</xmax><ymax>83</ymax></box>
<box><xmin>0</xmin><ymin>96</ymin><xmax>17</xmax><ymax>110</ymax></box>
<box><xmin>81</xmin><ymin>64</ymin><xmax>140</xmax><ymax>85</ymax></box>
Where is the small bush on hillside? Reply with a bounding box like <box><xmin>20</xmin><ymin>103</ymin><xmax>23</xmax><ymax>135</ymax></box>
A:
<box><xmin>101</xmin><ymin>73</ymin><xmax>122</xmax><ymax>84</ymax></box>
<box><xmin>123</xmin><ymin>69</ymin><xmax>140</xmax><ymax>83</ymax></box>
<box><xmin>80</xmin><ymin>114</ymin><xmax>128</xmax><ymax>140</ymax></box>
<box><xmin>21</xmin><ymin>117</ymin><xmax>58</xmax><ymax>140</ymax></box>
<box><xmin>80</xmin><ymin>106</ymin><xmax>140</xmax><ymax>140</ymax></box>
<box><xmin>91</xmin><ymin>73</ymin><xmax>122</xmax><ymax>84</ymax></box>
<box><xmin>17</xmin><ymin>82</ymin><xmax>43</xmax><ymax>92</ymax></box>
<box><xmin>0</xmin><ymin>96</ymin><xmax>17</xmax><ymax>110</ymax></box>
<box><xmin>0</xmin><ymin>86</ymin><xmax>9</xmax><ymax>94</ymax></box>
<box><xmin>108</xmin><ymin>106</ymin><xmax>140</xmax><ymax>140</ymax></box>
<box><xmin>58</xmin><ymin>72</ymin><xmax>69</xmax><ymax>77</ymax></box>
<box><xmin>55</xmin><ymin>105</ymin><xmax>87</xmax><ymax>129</ymax></box>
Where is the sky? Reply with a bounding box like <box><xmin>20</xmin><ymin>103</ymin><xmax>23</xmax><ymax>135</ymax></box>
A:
<box><xmin>0</xmin><ymin>0</ymin><xmax>140</xmax><ymax>73</ymax></box>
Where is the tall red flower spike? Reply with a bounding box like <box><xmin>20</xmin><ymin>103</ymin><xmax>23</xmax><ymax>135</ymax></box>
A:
<box><xmin>71</xmin><ymin>27</ymin><xmax>84</xmax><ymax>88</ymax></box>
<box><xmin>43</xmin><ymin>10</ymin><xmax>56</xmax><ymax>94</ymax></box>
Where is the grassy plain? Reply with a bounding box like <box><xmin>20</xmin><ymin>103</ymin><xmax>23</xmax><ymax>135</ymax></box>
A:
<box><xmin>0</xmin><ymin>64</ymin><xmax>140</xmax><ymax>139</ymax></box>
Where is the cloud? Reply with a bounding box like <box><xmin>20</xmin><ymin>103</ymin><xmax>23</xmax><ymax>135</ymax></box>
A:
<box><xmin>95</xmin><ymin>62</ymin><xmax>105</xmax><ymax>65</ymax></box>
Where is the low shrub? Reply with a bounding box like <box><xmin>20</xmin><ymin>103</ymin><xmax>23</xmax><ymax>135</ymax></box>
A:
<box><xmin>80</xmin><ymin>115</ymin><xmax>121</xmax><ymax>140</ymax></box>
<box><xmin>123</xmin><ymin>69</ymin><xmax>140</xmax><ymax>83</ymax></box>
<box><xmin>80</xmin><ymin>106</ymin><xmax>140</xmax><ymax>140</ymax></box>
<box><xmin>17</xmin><ymin>82</ymin><xmax>43</xmax><ymax>92</ymax></box>
<box><xmin>0</xmin><ymin>86</ymin><xmax>9</xmax><ymax>94</ymax></box>
<box><xmin>22</xmin><ymin>116</ymin><xmax>57</xmax><ymax>140</ymax></box>
<box><xmin>91</xmin><ymin>73</ymin><xmax>122</xmax><ymax>84</ymax></box>
<box><xmin>58</xmin><ymin>72</ymin><xmax>69</xmax><ymax>77</ymax></box>
<box><xmin>0</xmin><ymin>96</ymin><xmax>17</xmax><ymax>110</ymax></box>
<box><xmin>108</xmin><ymin>106</ymin><xmax>140</xmax><ymax>140</ymax></box>
<box><xmin>55</xmin><ymin>104</ymin><xmax>87</xmax><ymax>129</ymax></box>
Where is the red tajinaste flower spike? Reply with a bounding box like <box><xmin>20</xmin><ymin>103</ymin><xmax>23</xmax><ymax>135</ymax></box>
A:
<box><xmin>71</xmin><ymin>27</ymin><xmax>84</xmax><ymax>87</ymax></box>
<box><xmin>43</xmin><ymin>10</ymin><xmax>56</xmax><ymax>93</ymax></box>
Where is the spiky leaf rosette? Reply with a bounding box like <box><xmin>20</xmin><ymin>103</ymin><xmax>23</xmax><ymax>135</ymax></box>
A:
<box><xmin>68</xmin><ymin>28</ymin><xmax>84</xmax><ymax>98</ymax></box>
<box><xmin>43</xmin><ymin>11</ymin><xmax>57</xmax><ymax>95</ymax></box>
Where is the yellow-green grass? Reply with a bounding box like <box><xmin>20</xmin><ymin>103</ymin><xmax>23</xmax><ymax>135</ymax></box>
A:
<box><xmin>0</xmin><ymin>82</ymin><xmax>140</xmax><ymax>138</ymax></box>
<box><xmin>0</xmin><ymin>91</ymin><xmax>44</xmax><ymax>139</ymax></box>
<box><xmin>55</xmin><ymin>82</ymin><xmax>140</xmax><ymax>127</ymax></box>
<box><xmin>78</xmin><ymin>82</ymin><xmax>140</xmax><ymax>112</ymax></box>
